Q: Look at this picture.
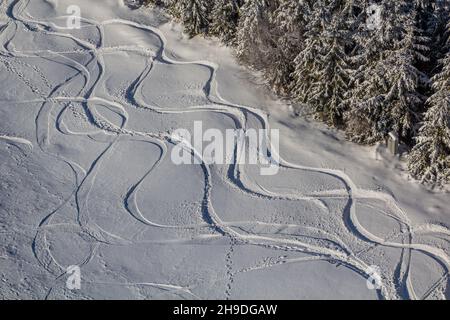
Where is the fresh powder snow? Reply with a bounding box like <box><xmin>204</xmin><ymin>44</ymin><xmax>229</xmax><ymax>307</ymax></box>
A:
<box><xmin>0</xmin><ymin>0</ymin><xmax>449</xmax><ymax>300</ymax></box>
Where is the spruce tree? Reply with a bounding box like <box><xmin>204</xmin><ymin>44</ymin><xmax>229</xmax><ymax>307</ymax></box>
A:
<box><xmin>268</xmin><ymin>0</ymin><xmax>311</xmax><ymax>94</ymax></box>
<box><xmin>237</xmin><ymin>0</ymin><xmax>307</xmax><ymax>94</ymax></box>
<box><xmin>166</xmin><ymin>0</ymin><xmax>212</xmax><ymax>36</ymax></box>
<box><xmin>209</xmin><ymin>0</ymin><xmax>243</xmax><ymax>45</ymax></box>
<box><xmin>236</xmin><ymin>0</ymin><xmax>277</xmax><ymax>68</ymax></box>
<box><xmin>408</xmin><ymin>24</ymin><xmax>450</xmax><ymax>187</ymax></box>
<box><xmin>291</xmin><ymin>0</ymin><xmax>354</xmax><ymax>126</ymax></box>
<box><xmin>345</xmin><ymin>2</ymin><xmax>429</xmax><ymax>143</ymax></box>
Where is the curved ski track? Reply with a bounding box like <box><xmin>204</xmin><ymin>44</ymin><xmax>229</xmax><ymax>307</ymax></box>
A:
<box><xmin>0</xmin><ymin>0</ymin><xmax>449</xmax><ymax>300</ymax></box>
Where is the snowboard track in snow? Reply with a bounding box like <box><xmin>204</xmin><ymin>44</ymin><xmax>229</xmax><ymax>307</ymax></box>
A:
<box><xmin>0</xmin><ymin>0</ymin><xmax>449</xmax><ymax>300</ymax></box>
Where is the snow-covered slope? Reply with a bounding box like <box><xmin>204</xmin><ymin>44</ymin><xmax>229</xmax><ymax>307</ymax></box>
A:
<box><xmin>0</xmin><ymin>0</ymin><xmax>449</xmax><ymax>300</ymax></box>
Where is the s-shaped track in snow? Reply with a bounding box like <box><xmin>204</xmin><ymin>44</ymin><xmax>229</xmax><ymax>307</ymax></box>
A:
<box><xmin>0</xmin><ymin>0</ymin><xmax>449</xmax><ymax>300</ymax></box>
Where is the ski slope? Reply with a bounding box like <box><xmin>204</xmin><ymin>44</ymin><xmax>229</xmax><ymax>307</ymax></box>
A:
<box><xmin>0</xmin><ymin>0</ymin><xmax>449</xmax><ymax>300</ymax></box>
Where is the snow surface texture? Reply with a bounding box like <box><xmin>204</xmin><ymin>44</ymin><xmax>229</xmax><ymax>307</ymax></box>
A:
<box><xmin>0</xmin><ymin>0</ymin><xmax>449</xmax><ymax>300</ymax></box>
